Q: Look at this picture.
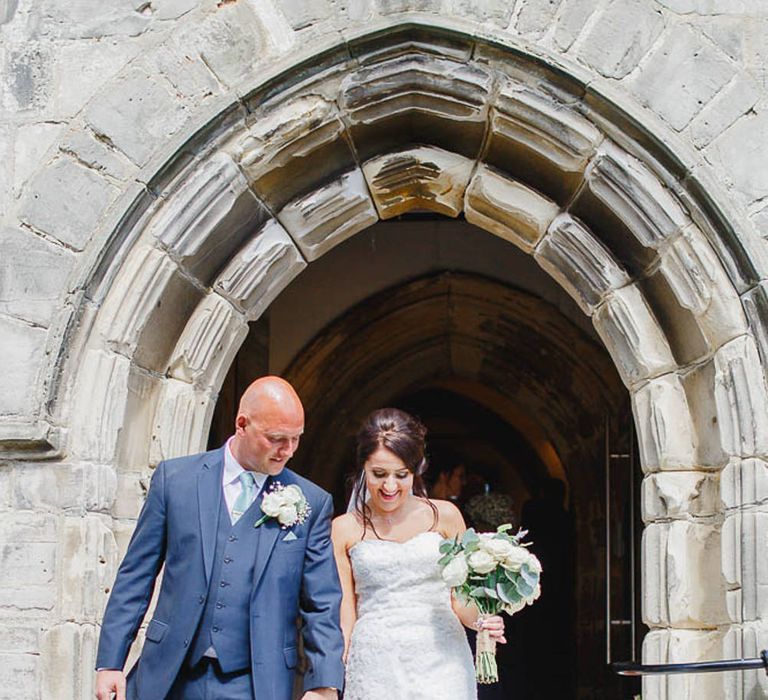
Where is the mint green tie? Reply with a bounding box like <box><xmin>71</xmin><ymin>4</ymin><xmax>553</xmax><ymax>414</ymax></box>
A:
<box><xmin>231</xmin><ymin>472</ymin><xmax>256</xmax><ymax>523</ymax></box>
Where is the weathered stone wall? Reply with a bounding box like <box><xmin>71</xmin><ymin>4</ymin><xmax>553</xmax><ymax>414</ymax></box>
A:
<box><xmin>1</xmin><ymin>2</ymin><xmax>768</xmax><ymax>699</ymax></box>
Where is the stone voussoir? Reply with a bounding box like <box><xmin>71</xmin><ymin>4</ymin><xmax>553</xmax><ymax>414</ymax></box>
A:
<box><xmin>167</xmin><ymin>293</ymin><xmax>249</xmax><ymax>392</ymax></box>
<box><xmin>592</xmin><ymin>283</ymin><xmax>677</xmax><ymax>388</ymax></box>
<box><xmin>534</xmin><ymin>212</ymin><xmax>630</xmax><ymax>315</ymax></box>
<box><xmin>465</xmin><ymin>163</ymin><xmax>561</xmax><ymax>254</ymax></box>
<box><xmin>363</xmin><ymin>145</ymin><xmax>475</xmax><ymax>218</ymax></box>
<box><xmin>277</xmin><ymin>168</ymin><xmax>379</xmax><ymax>261</ymax></box>
<box><xmin>214</xmin><ymin>218</ymin><xmax>307</xmax><ymax>321</ymax></box>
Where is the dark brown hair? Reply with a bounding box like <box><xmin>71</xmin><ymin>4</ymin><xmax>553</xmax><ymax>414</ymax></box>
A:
<box><xmin>351</xmin><ymin>407</ymin><xmax>437</xmax><ymax>538</ymax></box>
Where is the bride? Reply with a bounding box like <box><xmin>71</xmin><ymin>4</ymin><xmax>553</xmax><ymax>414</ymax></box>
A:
<box><xmin>332</xmin><ymin>408</ymin><xmax>506</xmax><ymax>700</ymax></box>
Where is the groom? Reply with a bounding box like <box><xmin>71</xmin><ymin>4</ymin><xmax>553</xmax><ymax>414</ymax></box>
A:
<box><xmin>95</xmin><ymin>376</ymin><xmax>344</xmax><ymax>700</ymax></box>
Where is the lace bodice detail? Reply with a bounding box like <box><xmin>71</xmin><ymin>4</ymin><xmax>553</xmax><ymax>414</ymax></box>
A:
<box><xmin>351</xmin><ymin>531</ymin><xmax>453</xmax><ymax>619</ymax></box>
<box><xmin>344</xmin><ymin>531</ymin><xmax>476</xmax><ymax>700</ymax></box>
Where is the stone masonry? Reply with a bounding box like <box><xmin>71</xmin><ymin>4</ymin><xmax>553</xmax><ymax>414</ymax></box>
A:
<box><xmin>1</xmin><ymin>2</ymin><xmax>768</xmax><ymax>699</ymax></box>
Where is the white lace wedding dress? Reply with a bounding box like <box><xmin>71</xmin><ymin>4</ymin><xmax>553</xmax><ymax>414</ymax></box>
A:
<box><xmin>344</xmin><ymin>531</ymin><xmax>476</xmax><ymax>700</ymax></box>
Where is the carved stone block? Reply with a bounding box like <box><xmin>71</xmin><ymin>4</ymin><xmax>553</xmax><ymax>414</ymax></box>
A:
<box><xmin>464</xmin><ymin>164</ymin><xmax>560</xmax><ymax>253</ymax></box>
<box><xmin>70</xmin><ymin>349</ymin><xmax>131</xmax><ymax>463</ymax></box>
<box><xmin>721</xmin><ymin>458</ymin><xmax>768</xmax><ymax>510</ymax></box>
<box><xmin>679</xmin><ymin>359</ymin><xmax>728</xmax><ymax>469</ymax></box>
<box><xmin>712</xmin><ymin>335</ymin><xmax>768</xmax><ymax>459</ymax></box>
<box><xmin>632</xmin><ymin>374</ymin><xmax>697</xmax><ymax>473</ymax></box>
<box><xmin>643</xmin><ymin>522</ymin><xmax>669</xmax><ymax>626</ymax></box>
<box><xmin>741</xmin><ymin>623</ymin><xmax>768</xmax><ymax>696</ymax></box>
<box><xmin>60</xmin><ymin>515</ymin><xmax>116</xmax><ymax>623</ymax></box>
<box><xmin>167</xmin><ymin>294</ymin><xmax>248</xmax><ymax>391</ymax></box>
<box><xmin>665</xmin><ymin>520</ymin><xmax>729</xmax><ymax>627</ymax></box>
<box><xmin>40</xmin><ymin>621</ymin><xmax>99</xmax><ymax>700</ymax></box>
<box><xmin>571</xmin><ymin>142</ymin><xmax>689</xmax><ymax>275</ymax></box>
<box><xmin>232</xmin><ymin>94</ymin><xmax>355</xmax><ymax>210</ymax></box>
<box><xmin>592</xmin><ymin>284</ymin><xmax>676</xmax><ymax>388</ymax></box>
<box><xmin>642</xmin><ymin>628</ymin><xmax>734</xmax><ymax>700</ymax></box>
<box><xmin>535</xmin><ymin>213</ymin><xmax>630</xmax><ymax>314</ymax></box>
<box><xmin>340</xmin><ymin>53</ymin><xmax>492</xmax><ymax>160</ymax></box>
<box><xmin>278</xmin><ymin>168</ymin><xmax>378</xmax><ymax>261</ymax></box>
<box><xmin>735</xmin><ymin>511</ymin><xmax>768</xmax><ymax>622</ymax></box>
<box><xmin>742</xmin><ymin>281</ymin><xmax>768</xmax><ymax>371</ymax></box>
<box><xmin>648</xmin><ymin>224</ymin><xmax>748</xmax><ymax>364</ymax></box>
<box><xmin>485</xmin><ymin>79</ymin><xmax>602</xmax><ymax>204</ymax></box>
<box><xmin>642</xmin><ymin>472</ymin><xmax>719</xmax><ymax>522</ymax></box>
<box><xmin>94</xmin><ymin>245</ymin><xmax>202</xmax><ymax>372</ymax></box>
<box><xmin>214</xmin><ymin>219</ymin><xmax>306</xmax><ymax>320</ymax></box>
<box><xmin>150</xmin><ymin>379</ymin><xmax>215</xmax><ymax>465</ymax></box>
<box><xmin>149</xmin><ymin>152</ymin><xmax>270</xmax><ymax>286</ymax></box>
<box><xmin>363</xmin><ymin>145</ymin><xmax>474</xmax><ymax>219</ymax></box>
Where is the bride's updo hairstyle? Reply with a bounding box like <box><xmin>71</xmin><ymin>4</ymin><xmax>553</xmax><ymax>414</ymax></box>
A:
<box><xmin>352</xmin><ymin>407</ymin><xmax>437</xmax><ymax>537</ymax></box>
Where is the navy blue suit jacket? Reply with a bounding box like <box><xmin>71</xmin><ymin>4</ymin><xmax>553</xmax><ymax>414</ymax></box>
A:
<box><xmin>96</xmin><ymin>448</ymin><xmax>345</xmax><ymax>700</ymax></box>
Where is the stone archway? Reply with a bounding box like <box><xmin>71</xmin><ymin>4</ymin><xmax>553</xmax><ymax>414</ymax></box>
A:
<box><xmin>36</xmin><ymin>23</ymin><xmax>767</xmax><ymax>700</ymax></box>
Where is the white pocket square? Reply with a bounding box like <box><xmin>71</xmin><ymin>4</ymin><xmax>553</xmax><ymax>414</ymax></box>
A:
<box><xmin>282</xmin><ymin>531</ymin><xmax>298</xmax><ymax>542</ymax></box>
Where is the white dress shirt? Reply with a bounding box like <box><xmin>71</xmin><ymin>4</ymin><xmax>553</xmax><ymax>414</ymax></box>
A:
<box><xmin>223</xmin><ymin>438</ymin><xmax>267</xmax><ymax>524</ymax></box>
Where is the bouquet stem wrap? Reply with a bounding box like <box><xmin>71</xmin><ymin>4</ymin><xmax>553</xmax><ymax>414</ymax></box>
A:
<box><xmin>475</xmin><ymin>627</ymin><xmax>498</xmax><ymax>684</ymax></box>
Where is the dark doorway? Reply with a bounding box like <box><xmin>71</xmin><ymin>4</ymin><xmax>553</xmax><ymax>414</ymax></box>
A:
<box><xmin>208</xmin><ymin>220</ymin><xmax>642</xmax><ymax>698</ymax></box>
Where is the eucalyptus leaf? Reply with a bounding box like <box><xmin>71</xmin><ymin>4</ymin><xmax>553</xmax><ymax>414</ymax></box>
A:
<box><xmin>520</xmin><ymin>564</ymin><xmax>539</xmax><ymax>586</ymax></box>
<box><xmin>462</xmin><ymin>529</ymin><xmax>479</xmax><ymax>547</ymax></box>
<box><xmin>496</xmin><ymin>580</ymin><xmax>515</xmax><ymax>604</ymax></box>
<box><xmin>516</xmin><ymin>578</ymin><xmax>535</xmax><ymax>598</ymax></box>
<box><xmin>438</xmin><ymin>553</ymin><xmax>454</xmax><ymax>567</ymax></box>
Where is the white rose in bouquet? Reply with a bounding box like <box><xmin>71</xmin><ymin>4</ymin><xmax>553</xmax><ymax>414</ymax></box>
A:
<box><xmin>501</xmin><ymin>545</ymin><xmax>529</xmax><ymax>572</ymax></box>
<box><xmin>441</xmin><ymin>555</ymin><xmax>469</xmax><ymax>587</ymax></box>
<box><xmin>479</xmin><ymin>536</ymin><xmax>515</xmax><ymax>561</ymax></box>
<box><xmin>467</xmin><ymin>549</ymin><xmax>497</xmax><ymax>575</ymax></box>
<box><xmin>525</xmin><ymin>551</ymin><xmax>542</xmax><ymax>574</ymax></box>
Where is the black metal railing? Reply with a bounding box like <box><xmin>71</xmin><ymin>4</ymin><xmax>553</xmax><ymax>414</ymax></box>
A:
<box><xmin>612</xmin><ymin>650</ymin><xmax>768</xmax><ymax>676</ymax></box>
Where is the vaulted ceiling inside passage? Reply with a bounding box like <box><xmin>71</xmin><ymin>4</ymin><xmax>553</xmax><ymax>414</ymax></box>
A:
<box><xmin>283</xmin><ymin>272</ymin><xmax>624</xmax><ymax>488</ymax></box>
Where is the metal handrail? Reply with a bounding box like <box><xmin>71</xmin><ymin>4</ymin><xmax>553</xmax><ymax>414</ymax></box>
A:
<box><xmin>612</xmin><ymin>650</ymin><xmax>768</xmax><ymax>676</ymax></box>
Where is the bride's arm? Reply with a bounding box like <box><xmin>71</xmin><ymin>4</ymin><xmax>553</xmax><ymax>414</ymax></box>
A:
<box><xmin>331</xmin><ymin>515</ymin><xmax>358</xmax><ymax>662</ymax></box>
<box><xmin>436</xmin><ymin>500</ymin><xmax>507</xmax><ymax>644</ymax></box>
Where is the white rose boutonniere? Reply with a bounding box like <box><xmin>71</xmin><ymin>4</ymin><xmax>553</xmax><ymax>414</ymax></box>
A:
<box><xmin>254</xmin><ymin>481</ymin><xmax>311</xmax><ymax>529</ymax></box>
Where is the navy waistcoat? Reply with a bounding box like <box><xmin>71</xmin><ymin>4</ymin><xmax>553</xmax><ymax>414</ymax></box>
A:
<box><xmin>189</xmin><ymin>492</ymin><xmax>261</xmax><ymax>673</ymax></box>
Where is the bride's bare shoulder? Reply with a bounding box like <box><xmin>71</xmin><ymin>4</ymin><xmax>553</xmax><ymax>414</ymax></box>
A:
<box><xmin>429</xmin><ymin>498</ymin><xmax>465</xmax><ymax>536</ymax></box>
<box><xmin>332</xmin><ymin>511</ymin><xmax>363</xmax><ymax>542</ymax></box>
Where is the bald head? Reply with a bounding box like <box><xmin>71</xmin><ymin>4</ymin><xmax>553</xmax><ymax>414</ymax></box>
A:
<box><xmin>238</xmin><ymin>376</ymin><xmax>304</xmax><ymax>419</ymax></box>
<box><xmin>231</xmin><ymin>376</ymin><xmax>305</xmax><ymax>474</ymax></box>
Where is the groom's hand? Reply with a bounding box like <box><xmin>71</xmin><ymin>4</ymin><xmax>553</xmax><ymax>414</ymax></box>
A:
<box><xmin>301</xmin><ymin>689</ymin><xmax>338</xmax><ymax>700</ymax></box>
<box><xmin>95</xmin><ymin>669</ymin><xmax>126</xmax><ymax>700</ymax></box>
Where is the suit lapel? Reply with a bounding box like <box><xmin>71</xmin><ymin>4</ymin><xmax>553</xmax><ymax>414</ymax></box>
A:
<box><xmin>198</xmin><ymin>448</ymin><xmax>225</xmax><ymax>584</ymax></box>
<box><xmin>251</xmin><ymin>473</ymin><xmax>285</xmax><ymax>591</ymax></box>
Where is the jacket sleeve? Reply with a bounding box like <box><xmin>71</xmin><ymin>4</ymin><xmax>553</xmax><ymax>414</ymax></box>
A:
<box><xmin>299</xmin><ymin>492</ymin><xmax>346</xmax><ymax>692</ymax></box>
<box><xmin>95</xmin><ymin>462</ymin><xmax>168</xmax><ymax>670</ymax></box>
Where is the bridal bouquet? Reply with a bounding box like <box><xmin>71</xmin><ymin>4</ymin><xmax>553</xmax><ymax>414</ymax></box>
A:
<box><xmin>438</xmin><ymin>525</ymin><xmax>541</xmax><ymax>684</ymax></box>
